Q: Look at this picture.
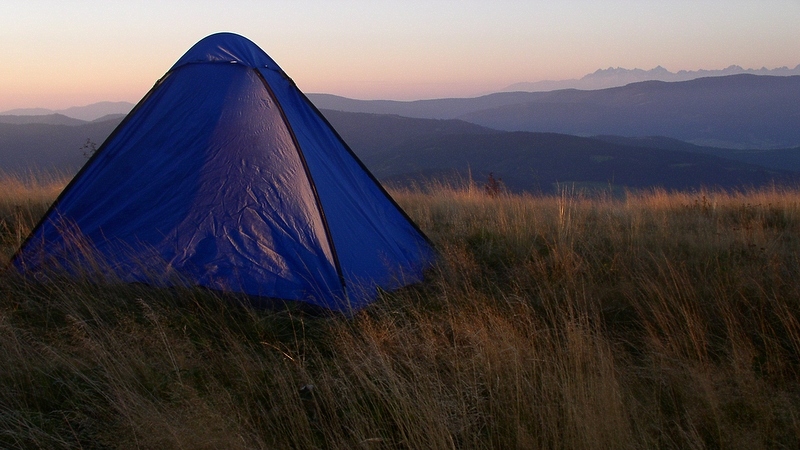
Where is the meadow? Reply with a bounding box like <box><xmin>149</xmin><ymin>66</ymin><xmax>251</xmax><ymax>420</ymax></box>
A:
<box><xmin>1</xmin><ymin>174</ymin><xmax>799</xmax><ymax>449</ymax></box>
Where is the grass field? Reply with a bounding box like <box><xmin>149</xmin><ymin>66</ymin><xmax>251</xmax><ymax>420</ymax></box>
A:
<box><xmin>2</xmin><ymin>175</ymin><xmax>800</xmax><ymax>448</ymax></box>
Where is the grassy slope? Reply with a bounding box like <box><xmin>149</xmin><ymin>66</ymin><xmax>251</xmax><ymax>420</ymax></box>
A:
<box><xmin>0</xmin><ymin>119</ymin><xmax>121</xmax><ymax>175</ymax></box>
<box><xmin>1</xmin><ymin>177</ymin><xmax>800</xmax><ymax>448</ymax></box>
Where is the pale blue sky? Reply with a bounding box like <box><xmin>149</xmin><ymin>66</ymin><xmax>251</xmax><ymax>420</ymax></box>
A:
<box><xmin>1</xmin><ymin>0</ymin><xmax>798</xmax><ymax>110</ymax></box>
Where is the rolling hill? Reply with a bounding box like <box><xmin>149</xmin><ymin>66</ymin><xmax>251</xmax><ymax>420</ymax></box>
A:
<box><xmin>0</xmin><ymin>114</ymin><xmax>87</xmax><ymax>126</ymax></box>
<box><xmin>593</xmin><ymin>136</ymin><xmax>800</xmax><ymax>173</ymax></box>
<box><xmin>0</xmin><ymin>101</ymin><xmax>134</xmax><ymax>122</ymax></box>
<box><xmin>319</xmin><ymin>110</ymin><xmax>498</xmax><ymax>159</ymax></box>
<box><xmin>311</xmin><ymin>74</ymin><xmax>800</xmax><ymax>149</ymax></box>
<box><xmin>0</xmin><ymin>117</ymin><xmax>122</xmax><ymax>174</ymax></box>
<box><xmin>355</xmin><ymin>132</ymin><xmax>795</xmax><ymax>193</ymax></box>
<box><xmin>1</xmin><ymin>108</ymin><xmax>797</xmax><ymax>193</ymax></box>
<box><xmin>322</xmin><ymin>111</ymin><xmax>796</xmax><ymax>193</ymax></box>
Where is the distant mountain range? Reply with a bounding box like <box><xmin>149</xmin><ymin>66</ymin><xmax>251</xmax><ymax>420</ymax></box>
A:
<box><xmin>310</xmin><ymin>74</ymin><xmax>800</xmax><ymax>149</ymax></box>
<box><xmin>1</xmin><ymin>109</ymin><xmax>798</xmax><ymax>193</ymax></box>
<box><xmin>2</xmin><ymin>64</ymin><xmax>797</xmax><ymax>121</ymax></box>
<box><xmin>4</xmin><ymin>72</ymin><xmax>800</xmax><ymax>193</ymax></box>
<box><xmin>320</xmin><ymin>110</ymin><xmax>798</xmax><ymax>193</ymax></box>
<box><xmin>0</xmin><ymin>116</ymin><xmax>122</xmax><ymax>174</ymax></box>
<box><xmin>503</xmin><ymin>64</ymin><xmax>800</xmax><ymax>92</ymax></box>
<box><xmin>0</xmin><ymin>101</ymin><xmax>134</xmax><ymax>122</ymax></box>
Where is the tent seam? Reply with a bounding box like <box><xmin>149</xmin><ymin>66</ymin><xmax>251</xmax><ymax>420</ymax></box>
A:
<box><xmin>253</xmin><ymin>69</ymin><xmax>350</xmax><ymax>307</ymax></box>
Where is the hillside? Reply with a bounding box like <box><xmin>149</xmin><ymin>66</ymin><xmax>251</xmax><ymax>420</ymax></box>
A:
<box><xmin>594</xmin><ymin>136</ymin><xmax>800</xmax><ymax>173</ymax></box>
<box><xmin>310</xmin><ymin>92</ymin><xmax>549</xmax><ymax>121</ymax></box>
<box><xmin>361</xmin><ymin>132</ymin><xmax>795</xmax><ymax>193</ymax></box>
<box><xmin>0</xmin><ymin>114</ymin><xmax>87</xmax><ymax>126</ymax></box>
<box><xmin>321</xmin><ymin>110</ymin><xmax>797</xmax><ymax>193</ymax></box>
<box><xmin>0</xmin><ymin>117</ymin><xmax>121</xmax><ymax>174</ymax></box>
<box><xmin>320</xmin><ymin>109</ymin><xmax>498</xmax><ymax>158</ymax></box>
<box><xmin>1</xmin><ymin>109</ymin><xmax>797</xmax><ymax>192</ymax></box>
<box><xmin>311</xmin><ymin>74</ymin><xmax>800</xmax><ymax>149</ymax></box>
<box><xmin>0</xmin><ymin>101</ymin><xmax>134</xmax><ymax>121</ymax></box>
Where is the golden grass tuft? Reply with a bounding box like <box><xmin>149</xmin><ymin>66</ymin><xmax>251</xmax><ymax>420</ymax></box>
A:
<box><xmin>0</xmin><ymin>171</ymin><xmax>69</xmax><ymax>263</ymax></box>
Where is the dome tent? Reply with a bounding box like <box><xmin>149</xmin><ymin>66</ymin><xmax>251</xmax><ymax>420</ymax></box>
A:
<box><xmin>11</xmin><ymin>33</ymin><xmax>435</xmax><ymax>312</ymax></box>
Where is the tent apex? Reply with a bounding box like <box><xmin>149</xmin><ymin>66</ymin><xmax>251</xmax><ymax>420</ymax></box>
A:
<box><xmin>170</xmin><ymin>32</ymin><xmax>282</xmax><ymax>72</ymax></box>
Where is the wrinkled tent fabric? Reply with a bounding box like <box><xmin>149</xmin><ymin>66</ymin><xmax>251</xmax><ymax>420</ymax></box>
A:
<box><xmin>11</xmin><ymin>32</ymin><xmax>436</xmax><ymax>312</ymax></box>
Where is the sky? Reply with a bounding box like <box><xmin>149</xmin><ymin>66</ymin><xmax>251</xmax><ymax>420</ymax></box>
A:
<box><xmin>1</xmin><ymin>0</ymin><xmax>799</xmax><ymax>111</ymax></box>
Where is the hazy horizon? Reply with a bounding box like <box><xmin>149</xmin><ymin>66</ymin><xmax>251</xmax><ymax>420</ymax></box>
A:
<box><xmin>4</xmin><ymin>63</ymin><xmax>800</xmax><ymax>117</ymax></box>
<box><xmin>2</xmin><ymin>1</ymin><xmax>798</xmax><ymax>110</ymax></box>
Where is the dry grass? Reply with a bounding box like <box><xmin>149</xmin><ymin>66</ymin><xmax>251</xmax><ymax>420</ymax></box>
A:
<box><xmin>0</xmin><ymin>171</ymin><xmax>68</xmax><ymax>262</ymax></box>
<box><xmin>2</xmin><ymin>176</ymin><xmax>800</xmax><ymax>448</ymax></box>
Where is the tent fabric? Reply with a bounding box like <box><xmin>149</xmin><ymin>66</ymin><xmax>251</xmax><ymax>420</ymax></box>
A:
<box><xmin>11</xmin><ymin>32</ymin><xmax>435</xmax><ymax>312</ymax></box>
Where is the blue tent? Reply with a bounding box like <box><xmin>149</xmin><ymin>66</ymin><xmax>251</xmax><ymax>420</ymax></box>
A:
<box><xmin>12</xmin><ymin>33</ymin><xmax>435</xmax><ymax>312</ymax></box>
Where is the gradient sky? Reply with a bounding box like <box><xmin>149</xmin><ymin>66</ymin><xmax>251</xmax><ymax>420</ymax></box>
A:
<box><xmin>1</xmin><ymin>0</ymin><xmax>799</xmax><ymax>111</ymax></box>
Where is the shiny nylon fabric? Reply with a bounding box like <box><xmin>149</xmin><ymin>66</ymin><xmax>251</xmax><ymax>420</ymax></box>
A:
<box><xmin>260</xmin><ymin>69</ymin><xmax>437</xmax><ymax>308</ymax></box>
<box><xmin>12</xmin><ymin>33</ymin><xmax>434</xmax><ymax>311</ymax></box>
<box><xmin>15</xmin><ymin>62</ymin><xmax>342</xmax><ymax>307</ymax></box>
<box><xmin>170</xmin><ymin>34</ymin><xmax>282</xmax><ymax>72</ymax></box>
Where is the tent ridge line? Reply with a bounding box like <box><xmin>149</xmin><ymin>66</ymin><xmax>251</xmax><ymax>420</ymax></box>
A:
<box><xmin>172</xmin><ymin>60</ymin><xmax>283</xmax><ymax>72</ymax></box>
<box><xmin>290</xmin><ymin>83</ymin><xmax>438</xmax><ymax>252</ymax></box>
<box><xmin>252</xmin><ymin>69</ymin><xmax>350</xmax><ymax>305</ymax></box>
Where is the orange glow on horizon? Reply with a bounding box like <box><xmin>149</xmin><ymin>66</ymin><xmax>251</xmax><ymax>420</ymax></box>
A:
<box><xmin>1</xmin><ymin>1</ymin><xmax>798</xmax><ymax>111</ymax></box>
